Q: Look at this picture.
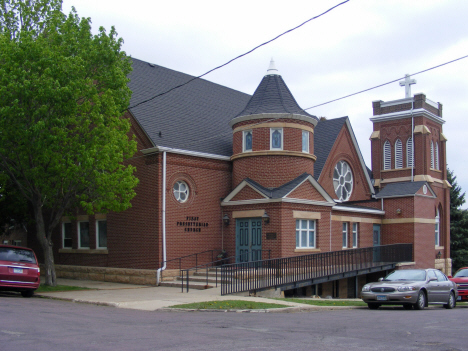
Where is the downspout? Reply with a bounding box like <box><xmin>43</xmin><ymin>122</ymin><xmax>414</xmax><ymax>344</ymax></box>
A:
<box><xmin>329</xmin><ymin>211</ymin><xmax>332</xmax><ymax>252</ymax></box>
<box><xmin>411</xmin><ymin>98</ymin><xmax>414</xmax><ymax>182</ymax></box>
<box><xmin>156</xmin><ymin>151</ymin><xmax>167</xmax><ymax>285</ymax></box>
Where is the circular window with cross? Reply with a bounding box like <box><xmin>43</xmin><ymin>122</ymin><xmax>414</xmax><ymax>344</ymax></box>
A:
<box><xmin>173</xmin><ymin>181</ymin><xmax>189</xmax><ymax>203</ymax></box>
<box><xmin>333</xmin><ymin>160</ymin><xmax>353</xmax><ymax>201</ymax></box>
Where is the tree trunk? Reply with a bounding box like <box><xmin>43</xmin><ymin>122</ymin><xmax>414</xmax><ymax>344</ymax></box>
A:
<box><xmin>33</xmin><ymin>200</ymin><xmax>57</xmax><ymax>286</ymax></box>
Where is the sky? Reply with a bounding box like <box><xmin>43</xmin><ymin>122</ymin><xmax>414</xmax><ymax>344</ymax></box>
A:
<box><xmin>62</xmin><ymin>0</ymin><xmax>468</xmax><ymax>207</ymax></box>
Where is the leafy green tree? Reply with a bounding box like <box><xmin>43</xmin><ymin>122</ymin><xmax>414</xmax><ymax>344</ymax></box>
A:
<box><xmin>0</xmin><ymin>171</ymin><xmax>30</xmax><ymax>234</ymax></box>
<box><xmin>0</xmin><ymin>1</ymin><xmax>138</xmax><ymax>285</ymax></box>
<box><xmin>448</xmin><ymin>169</ymin><xmax>468</xmax><ymax>272</ymax></box>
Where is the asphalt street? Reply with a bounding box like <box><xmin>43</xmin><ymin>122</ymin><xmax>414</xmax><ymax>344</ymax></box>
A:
<box><xmin>1</xmin><ymin>294</ymin><xmax>467</xmax><ymax>351</ymax></box>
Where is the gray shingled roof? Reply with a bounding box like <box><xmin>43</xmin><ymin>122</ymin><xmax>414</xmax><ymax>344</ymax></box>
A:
<box><xmin>313</xmin><ymin>117</ymin><xmax>348</xmax><ymax>179</ymax></box>
<box><xmin>374</xmin><ymin>181</ymin><xmax>428</xmax><ymax>198</ymax></box>
<box><xmin>244</xmin><ymin>173</ymin><xmax>310</xmax><ymax>198</ymax></box>
<box><xmin>235</xmin><ymin>74</ymin><xmax>317</xmax><ymax>119</ymax></box>
<box><xmin>128</xmin><ymin>58</ymin><xmax>251</xmax><ymax>156</ymax></box>
<box><xmin>127</xmin><ymin>58</ymin><xmax>364</xmax><ymax>177</ymax></box>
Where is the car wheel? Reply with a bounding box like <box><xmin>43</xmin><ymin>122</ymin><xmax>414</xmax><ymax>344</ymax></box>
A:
<box><xmin>21</xmin><ymin>290</ymin><xmax>34</xmax><ymax>298</ymax></box>
<box><xmin>367</xmin><ymin>303</ymin><xmax>380</xmax><ymax>310</ymax></box>
<box><xmin>413</xmin><ymin>290</ymin><xmax>425</xmax><ymax>310</ymax></box>
<box><xmin>403</xmin><ymin>304</ymin><xmax>413</xmax><ymax>310</ymax></box>
<box><xmin>443</xmin><ymin>292</ymin><xmax>456</xmax><ymax>309</ymax></box>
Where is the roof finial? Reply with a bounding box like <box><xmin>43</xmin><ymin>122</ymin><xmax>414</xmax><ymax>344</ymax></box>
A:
<box><xmin>266</xmin><ymin>58</ymin><xmax>279</xmax><ymax>76</ymax></box>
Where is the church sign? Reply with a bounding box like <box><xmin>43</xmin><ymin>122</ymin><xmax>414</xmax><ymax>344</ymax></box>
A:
<box><xmin>177</xmin><ymin>216</ymin><xmax>209</xmax><ymax>232</ymax></box>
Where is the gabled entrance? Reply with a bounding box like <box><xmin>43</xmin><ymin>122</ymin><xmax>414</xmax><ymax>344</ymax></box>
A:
<box><xmin>236</xmin><ymin>218</ymin><xmax>262</xmax><ymax>263</ymax></box>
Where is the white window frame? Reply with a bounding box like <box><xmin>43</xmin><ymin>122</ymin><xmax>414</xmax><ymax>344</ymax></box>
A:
<box><xmin>296</xmin><ymin>219</ymin><xmax>316</xmax><ymax>249</ymax></box>
<box><xmin>270</xmin><ymin>128</ymin><xmax>283</xmax><ymax>150</ymax></box>
<box><xmin>395</xmin><ymin>139</ymin><xmax>403</xmax><ymax>169</ymax></box>
<box><xmin>96</xmin><ymin>220</ymin><xmax>107</xmax><ymax>249</ymax></box>
<box><xmin>243</xmin><ymin>130</ymin><xmax>252</xmax><ymax>152</ymax></box>
<box><xmin>352</xmin><ymin>223</ymin><xmax>358</xmax><ymax>248</ymax></box>
<box><xmin>435</xmin><ymin>142</ymin><xmax>439</xmax><ymax>170</ymax></box>
<box><xmin>173</xmin><ymin>180</ymin><xmax>189</xmax><ymax>203</ymax></box>
<box><xmin>406</xmin><ymin>137</ymin><xmax>414</xmax><ymax>168</ymax></box>
<box><xmin>342</xmin><ymin>223</ymin><xmax>348</xmax><ymax>248</ymax></box>
<box><xmin>383</xmin><ymin>140</ymin><xmax>391</xmax><ymax>170</ymax></box>
<box><xmin>435</xmin><ymin>209</ymin><xmax>440</xmax><ymax>247</ymax></box>
<box><xmin>62</xmin><ymin>222</ymin><xmax>72</xmax><ymax>249</ymax></box>
<box><xmin>78</xmin><ymin>221</ymin><xmax>90</xmax><ymax>249</ymax></box>
<box><xmin>301</xmin><ymin>130</ymin><xmax>309</xmax><ymax>153</ymax></box>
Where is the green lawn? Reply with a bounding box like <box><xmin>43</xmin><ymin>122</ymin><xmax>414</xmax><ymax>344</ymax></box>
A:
<box><xmin>36</xmin><ymin>285</ymin><xmax>91</xmax><ymax>293</ymax></box>
<box><xmin>272</xmin><ymin>298</ymin><xmax>367</xmax><ymax>307</ymax></box>
<box><xmin>169</xmin><ymin>300</ymin><xmax>289</xmax><ymax>310</ymax></box>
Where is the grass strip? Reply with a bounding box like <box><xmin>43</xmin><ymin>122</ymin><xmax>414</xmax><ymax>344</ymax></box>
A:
<box><xmin>36</xmin><ymin>285</ymin><xmax>91</xmax><ymax>293</ymax></box>
<box><xmin>169</xmin><ymin>300</ymin><xmax>289</xmax><ymax>310</ymax></box>
<box><xmin>272</xmin><ymin>298</ymin><xmax>367</xmax><ymax>307</ymax></box>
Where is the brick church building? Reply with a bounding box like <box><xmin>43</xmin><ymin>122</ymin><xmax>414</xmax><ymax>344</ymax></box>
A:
<box><xmin>50</xmin><ymin>59</ymin><xmax>451</xmax><ymax>295</ymax></box>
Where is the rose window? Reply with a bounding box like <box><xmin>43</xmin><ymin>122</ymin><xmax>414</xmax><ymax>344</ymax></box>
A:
<box><xmin>333</xmin><ymin>161</ymin><xmax>353</xmax><ymax>201</ymax></box>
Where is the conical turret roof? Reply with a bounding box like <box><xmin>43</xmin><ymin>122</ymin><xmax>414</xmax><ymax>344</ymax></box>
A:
<box><xmin>234</xmin><ymin>60</ymin><xmax>317</xmax><ymax>120</ymax></box>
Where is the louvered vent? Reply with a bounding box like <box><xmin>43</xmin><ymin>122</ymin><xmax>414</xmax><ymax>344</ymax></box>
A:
<box><xmin>395</xmin><ymin>139</ymin><xmax>403</xmax><ymax>169</ymax></box>
<box><xmin>431</xmin><ymin>141</ymin><xmax>434</xmax><ymax>169</ymax></box>
<box><xmin>406</xmin><ymin>137</ymin><xmax>414</xmax><ymax>168</ymax></box>
<box><xmin>435</xmin><ymin>142</ymin><xmax>439</xmax><ymax>170</ymax></box>
<box><xmin>383</xmin><ymin>141</ymin><xmax>391</xmax><ymax>170</ymax></box>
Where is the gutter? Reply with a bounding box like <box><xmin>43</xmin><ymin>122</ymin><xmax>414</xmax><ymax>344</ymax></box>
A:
<box><xmin>156</xmin><ymin>151</ymin><xmax>167</xmax><ymax>285</ymax></box>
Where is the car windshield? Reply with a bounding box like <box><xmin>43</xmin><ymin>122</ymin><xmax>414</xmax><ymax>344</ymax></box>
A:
<box><xmin>383</xmin><ymin>270</ymin><xmax>426</xmax><ymax>281</ymax></box>
<box><xmin>0</xmin><ymin>247</ymin><xmax>37</xmax><ymax>264</ymax></box>
<box><xmin>454</xmin><ymin>269</ymin><xmax>468</xmax><ymax>278</ymax></box>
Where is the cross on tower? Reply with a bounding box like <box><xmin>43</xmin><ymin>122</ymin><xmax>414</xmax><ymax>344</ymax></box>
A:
<box><xmin>399</xmin><ymin>74</ymin><xmax>416</xmax><ymax>98</ymax></box>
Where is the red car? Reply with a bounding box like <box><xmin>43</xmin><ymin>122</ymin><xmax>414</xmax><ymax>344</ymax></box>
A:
<box><xmin>449</xmin><ymin>267</ymin><xmax>468</xmax><ymax>302</ymax></box>
<box><xmin>0</xmin><ymin>245</ymin><xmax>40</xmax><ymax>297</ymax></box>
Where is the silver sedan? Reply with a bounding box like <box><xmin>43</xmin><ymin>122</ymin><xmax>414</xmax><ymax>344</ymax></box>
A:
<box><xmin>361</xmin><ymin>269</ymin><xmax>458</xmax><ymax>310</ymax></box>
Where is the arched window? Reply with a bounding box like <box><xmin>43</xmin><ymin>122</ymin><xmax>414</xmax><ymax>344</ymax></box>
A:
<box><xmin>395</xmin><ymin>139</ymin><xmax>403</xmax><ymax>169</ymax></box>
<box><xmin>383</xmin><ymin>141</ymin><xmax>391</xmax><ymax>170</ymax></box>
<box><xmin>406</xmin><ymin>137</ymin><xmax>414</xmax><ymax>168</ymax></box>
<box><xmin>435</xmin><ymin>209</ymin><xmax>440</xmax><ymax>246</ymax></box>
<box><xmin>435</xmin><ymin>142</ymin><xmax>439</xmax><ymax>170</ymax></box>
<box><xmin>270</xmin><ymin>128</ymin><xmax>283</xmax><ymax>150</ymax></box>
<box><xmin>430</xmin><ymin>140</ymin><xmax>434</xmax><ymax>169</ymax></box>
<box><xmin>243</xmin><ymin>130</ymin><xmax>252</xmax><ymax>152</ymax></box>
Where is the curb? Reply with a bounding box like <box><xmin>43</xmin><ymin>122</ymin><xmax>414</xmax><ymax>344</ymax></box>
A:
<box><xmin>159</xmin><ymin>305</ymin><xmax>363</xmax><ymax>313</ymax></box>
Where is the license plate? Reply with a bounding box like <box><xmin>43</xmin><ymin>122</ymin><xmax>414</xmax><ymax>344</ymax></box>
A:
<box><xmin>457</xmin><ymin>296</ymin><xmax>462</xmax><ymax>301</ymax></box>
<box><xmin>376</xmin><ymin>295</ymin><xmax>387</xmax><ymax>301</ymax></box>
<box><xmin>13</xmin><ymin>268</ymin><xmax>23</xmax><ymax>274</ymax></box>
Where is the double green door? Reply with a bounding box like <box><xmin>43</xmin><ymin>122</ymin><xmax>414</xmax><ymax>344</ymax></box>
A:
<box><xmin>236</xmin><ymin>218</ymin><xmax>262</xmax><ymax>263</ymax></box>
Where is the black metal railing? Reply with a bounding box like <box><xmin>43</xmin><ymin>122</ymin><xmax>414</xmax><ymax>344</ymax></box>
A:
<box><xmin>161</xmin><ymin>249</ymin><xmax>223</xmax><ymax>273</ymax></box>
<box><xmin>220</xmin><ymin>244</ymin><xmax>413</xmax><ymax>295</ymax></box>
<box><xmin>180</xmin><ymin>250</ymin><xmax>272</xmax><ymax>293</ymax></box>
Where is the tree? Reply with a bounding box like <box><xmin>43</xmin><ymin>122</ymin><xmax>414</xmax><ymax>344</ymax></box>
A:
<box><xmin>0</xmin><ymin>1</ymin><xmax>138</xmax><ymax>285</ymax></box>
<box><xmin>0</xmin><ymin>171</ymin><xmax>30</xmax><ymax>235</ymax></box>
<box><xmin>448</xmin><ymin>169</ymin><xmax>468</xmax><ymax>272</ymax></box>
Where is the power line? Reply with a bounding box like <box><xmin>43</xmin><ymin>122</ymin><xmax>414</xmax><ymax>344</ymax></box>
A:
<box><xmin>127</xmin><ymin>0</ymin><xmax>350</xmax><ymax>111</ymax></box>
<box><xmin>304</xmin><ymin>54</ymin><xmax>468</xmax><ymax>110</ymax></box>
<box><xmin>124</xmin><ymin>53</ymin><xmax>468</xmax><ymax>159</ymax></box>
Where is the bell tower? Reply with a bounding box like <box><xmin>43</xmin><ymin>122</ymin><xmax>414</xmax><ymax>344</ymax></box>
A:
<box><xmin>370</xmin><ymin>75</ymin><xmax>447</xmax><ymax>187</ymax></box>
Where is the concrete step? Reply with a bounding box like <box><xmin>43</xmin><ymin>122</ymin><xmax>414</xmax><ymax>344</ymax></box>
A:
<box><xmin>159</xmin><ymin>280</ymin><xmax>214</xmax><ymax>290</ymax></box>
<box><xmin>176</xmin><ymin>276</ymin><xmax>226</xmax><ymax>284</ymax></box>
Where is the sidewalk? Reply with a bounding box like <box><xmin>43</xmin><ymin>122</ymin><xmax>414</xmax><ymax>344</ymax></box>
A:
<box><xmin>36</xmin><ymin>279</ymin><xmax>362</xmax><ymax>312</ymax></box>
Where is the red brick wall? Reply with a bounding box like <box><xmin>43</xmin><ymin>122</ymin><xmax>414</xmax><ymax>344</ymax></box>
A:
<box><xmin>163</xmin><ymin>153</ymin><xmax>232</xmax><ymax>269</ymax></box>
<box><xmin>230</xmin><ymin>185</ymin><xmax>265</xmax><ymax>201</ymax></box>
<box><xmin>233</xmin><ymin>155</ymin><xmax>314</xmax><ymax>189</ymax></box>
<box><xmin>287</xmin><ymin>180</ymin><xmax>325</xmax><ymax>201</ymax></box>
<box><xmin>318</xmin><ymin>126</ymin><xmax>372</xmax><ymax>201</ymax></box>
<box><xmin>52</xmin><ymin>112</ymin><xmax>161</xmax><ymax>269</ymax></box>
